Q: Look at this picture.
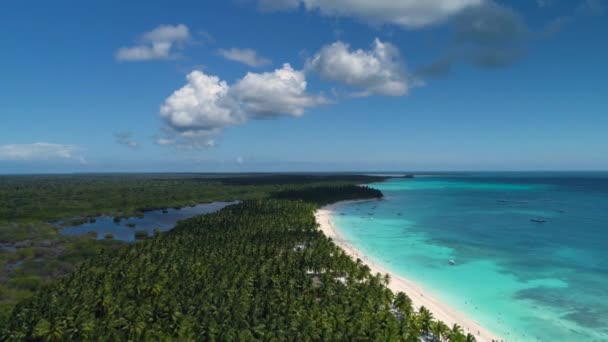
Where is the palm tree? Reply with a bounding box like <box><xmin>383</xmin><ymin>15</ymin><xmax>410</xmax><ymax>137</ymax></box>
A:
<box><xmin>393</xmin><ymin>291</ymin><xmax>413</xmax><ymax>318</ymax></box>
<box><xmin>383</xmin><ymin>273</ymin><xmax>391</xmax><ymax>286</ymax></box>
<box><xmin>448</xmin><ymin>323</ymin><xmax>465</xmax><ymax>342</ymax></box>
<box><xmin>2</xmin><ymin>196</ymin><xmax>465</xmax><ymax>341</ymax></box>
<box><xmin>418</xmin><ymin>306</ymin><xmax>434</xmax><ymax>336</ymax></box>
<box><xmin>430</xmin><ymin>320</ymin><xmax>450</xmax><ymax>342</ymax></box>
<box><xmin>33</xmin><ymin>319</ymin><xmax>66</xmax><ymax>341</ymax></box>
<box><xmin>402</xmin><ymin>315</ymin><xmax>422</xmax><ymax>342</ymax></box>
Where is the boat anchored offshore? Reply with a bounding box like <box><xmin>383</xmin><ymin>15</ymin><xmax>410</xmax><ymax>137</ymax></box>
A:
<box><xmin>449</xmin><ymin>259</ymin><xmax>456</xmax><ymax>265</ymax></box>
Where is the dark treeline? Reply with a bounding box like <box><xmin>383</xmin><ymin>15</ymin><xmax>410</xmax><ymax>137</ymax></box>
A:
<box><xmin>2</xmin><ymin>196</ymin><xmax>475</xmax><ymax>341</ymax></box>
<box><xmin>0</xmin><ymin>174</ymin><xmax>387</xmax><ymax>221</ymax></box>
<box><xmin>273</xmin><ymin>185</ymin><xmax>383</xmax><ymax>206</ymax></box>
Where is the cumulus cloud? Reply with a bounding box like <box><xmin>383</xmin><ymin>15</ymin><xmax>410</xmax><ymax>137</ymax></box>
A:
<box><xmin>159</xmin><ymin>70</ymin><xmax>243</xmax><ymax>148</ymax></box>
<box><xmin>256</xmin><ymin>0</ymin><xmax>483</xmax><ymax>28</ymax></box>
<box><xmin>217</xmin><ymin>48</ymin><xmax>272</xmax><ymax>67</ymax></box>
<box><xmin>256</xmin><ymin>0</ymin><xmax>539</xmax><ymax>77</ymax></box>
<box><xmin>307</xmin><ymin>38</ymin><xmax>410</xmax><ymax>96</ymax></box>
<box><xmin>115</xmin><ymin>24</ymin><xmax>190</xmax><ymax>61</ymax></box>
<box><xmin>159</xmin><ymin>64</ymin><xmax>325</xmax><ymax>148</ymax></box>
<box><xmin>114</xmin><ymin>132</ymin><xmax>139</xmax><ymax>149</ymax></box>
<box><xmin>255</xmin><ymin>0</ymin><xmax>531</xmax><ymax>76</ymax></box>
<box><xmin>142</xmin><ymin>24</ymin><xmax>189</xmax><ymax>42</ymax></box>
<box><xmin>0</xmin><ymin>143</ymin><xmax>85</xmax><ymax>163</ymax></box>
<box><xmin>160</xmin><ymin>71</ymin><xmax>242</xmax><ymax>131</ymax></box>
<box><xmin>232</xmin><ymin>64</ymin><xmax>327</xmax><ymax>116</ymax></box>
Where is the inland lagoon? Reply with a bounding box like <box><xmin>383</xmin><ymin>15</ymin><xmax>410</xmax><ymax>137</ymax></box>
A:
<box><xmin>59</xmin><ymin>201</ymin><xmax>239</xmax><ymax>241</ymax></box>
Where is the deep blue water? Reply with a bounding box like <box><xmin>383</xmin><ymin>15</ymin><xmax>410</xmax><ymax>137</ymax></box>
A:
<box><xmin>334</xmin><ymin>172</ymin><xmax>608</xmax><ymax>341</ymax></box>
<box><xmin>60</xmin><ymin>201</ymin><xmax>238</xmax><ymax>241</ymax></box>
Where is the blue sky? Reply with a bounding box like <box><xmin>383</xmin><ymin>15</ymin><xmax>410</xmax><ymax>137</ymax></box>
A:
<box><xmin>1</xmin><ymin>0</ymin><xmax>607</xmax><ymax>173</ymax></box>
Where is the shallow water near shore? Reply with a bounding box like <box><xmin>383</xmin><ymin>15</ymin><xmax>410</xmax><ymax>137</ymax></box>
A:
<box><xmin>60</xmin><ymin>201</ymin><xmax>238</xmax><ymax>241</ymax></box>
<box><xmin>333</xmin><ymin>173</ymin><xmax>608</xmax><ymax>341</ymax></box>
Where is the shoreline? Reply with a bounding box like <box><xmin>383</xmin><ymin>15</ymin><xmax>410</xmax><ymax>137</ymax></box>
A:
<box><xmin>315</xmin><ymin>200</ymin><xmax>501</xmax><ymax>342</ymax></box>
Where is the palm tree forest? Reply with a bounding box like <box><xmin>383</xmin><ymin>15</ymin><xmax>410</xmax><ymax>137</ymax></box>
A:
<box><xmin>0</xmin><ymin>174</ymin><xmax>476</xmax><ymax>341</ymax></box>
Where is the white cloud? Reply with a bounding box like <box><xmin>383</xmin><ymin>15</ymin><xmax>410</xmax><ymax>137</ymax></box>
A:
<box><xmin>142</xmin><ymin>24</ymin><xmax>190</xmax><ymax>42</ymax></box>
<box><xmin>160</xmin><ymin>71</ymin><xmax>242</xmax><ymax>130</ymax></box>
<box><xmin>0</xmin><ymin>143</ymin><xmax>84</xmax><ymax>163</ymax></box>
<box><xmin>115</xmin><ymin>43</ymin><xmax>174</xmax><ymax>61</ymax></box>
<box><xmin>115</xmin><ymin>24</ymin><xmax>190</xmax><ymax>61</ymax></box>
<box><xmin>217</xmin><ymin>48</ymin><xmax>272</xmax><ymax>67</ymax></box>
<box><xmin>307</xmin><ymin>38</ymin><xmax>410</xmax><ymax>96</ymax></box>
<box><xmin>159</xmin><ymin>64</ymin><xmax>325</xmax><ymax>148</ymax></box>
<box><xmin>159</xmin><ymin>70</ymin><xmax>243</xmax><ymax>147</ymax></box>
<box><xmin>232</xmin><ymin>63</ymin><xmax>327</xmax><ymax>117</ymax></box>
<box><xmin>258</xmin><ymin>0</ymin><xmax>483</xmax><ymax>28</ymax></box>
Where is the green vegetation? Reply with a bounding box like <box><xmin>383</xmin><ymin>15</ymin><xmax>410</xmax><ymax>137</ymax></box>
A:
<box><xmin>0</xmin><ymin>235</ymin><xmax>123</xmax><ymax>323</ymax></box>
<box><xmin>0</xmin><ymin>219</ymin><xmax>124</xmax><ymax>319</ymax></box>
<box><xmin>0</xmin><ymin>174</ymin><xmax>387</xmax><ymax>319</ymax></box>
<box><xmin>0</xmin><ymin>221</ymin><xmax>56</xmax><ymax>244</ymax></box>
<box><xmin>103</xmin><ymin>233</ymin><xmax>114</xmax><ymax>240</ymax></box>
<box><xmin>2</xmin><ymin>197</ymin><xmax>474</xmax><ymax>341</ymax></box>
<box><xmin>3</xmin><ymin>173</ymin><xmax>474</xmax><ymax>341</ymax></box>
<box><xmin>0</xmin><ymin>174</ymin><xmax>387</xmax><ymax>221</ymax></box>
<box><xmin>134</xmin><ymin>230</ymin><xmax>148</xmax><ymax>240</ymax></box>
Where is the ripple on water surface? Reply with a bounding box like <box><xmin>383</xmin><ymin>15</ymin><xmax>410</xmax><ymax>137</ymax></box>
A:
<box><xmin>334</xmin><ymin>174</ymin><xmax>608</xmax><ymax>341</ymax></box>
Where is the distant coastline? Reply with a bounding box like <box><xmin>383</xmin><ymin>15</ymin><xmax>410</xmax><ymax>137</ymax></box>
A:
<box><xmin>315</xmin><ymin>200</ymin><xmax>501</xmax><ymax>342</ymax></box>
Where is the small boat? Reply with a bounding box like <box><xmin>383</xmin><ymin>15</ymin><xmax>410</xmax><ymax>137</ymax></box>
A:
<box><xmin>449</xmin><ymin>259</ymin><xmax>456</xmax><ymax>265</ymax></box>
<box><xmin>530</xmin><ymin>218</ymin><xmax>547</xmax><ymax>223</ymax></box>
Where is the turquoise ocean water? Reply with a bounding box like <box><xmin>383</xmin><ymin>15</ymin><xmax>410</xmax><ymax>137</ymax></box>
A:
<box><xmin>332</xmin><ymin>173</ymin><xmax>608</xmax><ymax>341</ymax></box>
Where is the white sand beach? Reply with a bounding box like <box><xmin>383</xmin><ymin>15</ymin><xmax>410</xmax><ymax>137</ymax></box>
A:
<box><xmin>315</xmin><ymin>200</ymin><xmax>502</xmax><ymax>342</ymax></box>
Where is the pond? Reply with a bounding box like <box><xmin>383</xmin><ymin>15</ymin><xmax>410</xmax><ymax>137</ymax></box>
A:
<box><xmin>59</xmin><ymin>201</ymin><xmax>239</xmax><ymax>242</ymax></box>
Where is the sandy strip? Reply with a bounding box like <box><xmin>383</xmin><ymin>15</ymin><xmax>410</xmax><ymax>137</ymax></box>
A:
<box><xmin>315</xmin><ymin>200</ymin><xmax>502</xmax><ymax>342</ymax></box>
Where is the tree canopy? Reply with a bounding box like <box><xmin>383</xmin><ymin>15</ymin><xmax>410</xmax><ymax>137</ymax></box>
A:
<box><xmin>1</xmin><ymin>176</ymin><xmax>474</xmax><ymax>341</ymax></box>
